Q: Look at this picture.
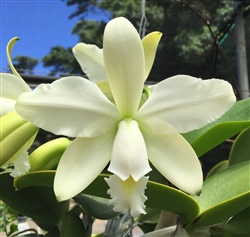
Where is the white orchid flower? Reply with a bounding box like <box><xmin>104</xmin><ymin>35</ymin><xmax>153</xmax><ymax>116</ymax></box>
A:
<box><xmin>16</xmin><ymin>17</ymin><xmax>235</xmax><ymax>217</ymax></box>
<box><xmin>0</xmin><ymin>37</ymin><xmax>38</xmax><ymax>177</ymax></box>
<box><xmin>1</xmin><ymin>37</ymin><xmax>31</xmax><ymax>116</ymax></box>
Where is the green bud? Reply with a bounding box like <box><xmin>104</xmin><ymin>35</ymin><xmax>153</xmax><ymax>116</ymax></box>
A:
<box><xmin>0</xmin><ymin>111</ymin><xmax>38</xmax><ymax>166</ymax></box>
<box><xmin>29</xmin><ymin>137</ymin><xmax>71</xmax><ymax>172</ymax></box>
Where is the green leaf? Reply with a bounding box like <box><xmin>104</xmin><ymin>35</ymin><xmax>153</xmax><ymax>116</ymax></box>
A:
<box><xmin>34</xmin><ymin>219</ymin><xmax>58</xmax><ymax>232</ymax></box>
<box><xmin>14</xmin><ymin>170</ymin><xmax>55</xmax><ymax>188</ymax></box>
<box><xmin>60</xmin><ymin>205</ymin><xmax>92</xmax><ymax>237</ymax></box>
<box><xmin>145</xmin><ymin>181</ymin><xmax>199</xmax><ymax>225</ymax></box>
<box><xmin>183</xmin><ymin>98</ymin><xmax>250</xmax><ymax>157</ymax></box>
<box><xmin>137</xmin><ymin>208</ymin><xmax>161</xmax><ymax>224</ymax></box>
<box><xmin>73</xmin><ymin>194</ymin><xmax>118</xmax><ymax>220</ymax></box>
<box><xmin>188</xmin><ymin>161</ymin><xmax>250</xmax><ymax>230</ymax></box>
<box><xmin>205</xmin><ymin>160</ymin><xmax>229</xmax><ymax>179</ymax></box>
<box><xmin>44</xmin><ymin>226</ymin><xmax>60</xmax><ymax>237</ymax></box>
<box><xmin>0</xmin><ymin>172</ymin><xmax>69</xmax><ymax>223</ymax></box>
<box><xmin>219</xmin><ymin>207</ymin><xmax>250</xmax><ymax>236</ymax></box>
<box><xmin>14</xmin><ymin>171</ymin><xmax>199</xmax><ymax>225</ymax></box>
<box><xmin>229</xmin><ymin>126</ymin><xmax>250</xmax><ymax>166</ymax></box>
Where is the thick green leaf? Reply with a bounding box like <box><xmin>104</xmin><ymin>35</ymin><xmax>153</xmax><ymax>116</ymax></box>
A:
<box><xmin>14</xmin><ymin>170</ymin><xmax>55</xmax><ymax>188</ymax></box>
<box><xmin>139</xmin><ymin>223</ymin><xmax>157</xmax><ymax>234</ymax></box>
<box><xmin>34</xmin><ymin>219</ymin><xmax>58</xmax><ymax>232</ymax></box>
<box><xmin>137</xmin><ymin>208</ymin><xmax>161</xmax><ymax>224</ymax></box>
<box><xmin>205</xmin><ymin>160</ymin><xmax>228</xmax><ymax>179</ymax></box>
<box><xmin>14</xmin><ymin>171</ymin><xmax>199</xmax><ymax>225</ymax></box>
<box><xmin>0</xmin><ymin>172</ymin><xmax>69</xmax><ymax>223</ymax></box>
<box><xmin>183</xmin><ymin>98</ymin><xmax>250</xmax><ymax>157</ymax></box>
<box><xmin>44</xmin><ymin>226</ymin><xmax>60</xmax><ymax>237</ymax></box>
<box><xmin>188</xmin><ymin>161</ymin><xmax>250</xmax><ymax>230</ymax></box>
<box><xmin>229</xmin><ymin>126</ymin><xmax>250</xmax><ymax>166</ymax></box>
<box><xmin>73</xmin><ymin>194</ymin><xmax>118</xmax><ymax>220</ymax></box>
<box><xmin>14</xmin><ymin>171</ymin><xmax>109</xmax><ymax>197</ymax></box>
<box><xmin>60</xmin><ymin>205</ymin><xmax>92</xmax><ymax>237</ymax></box>
<box><xmin>217</xmin><ymin>207</ymin><xmax>250</xmax><ymax>236</ymax></box>
<box><xmin>145</xmin><ymin>181</ymin><xmax>199</xmax><ymax>225</ymax></box>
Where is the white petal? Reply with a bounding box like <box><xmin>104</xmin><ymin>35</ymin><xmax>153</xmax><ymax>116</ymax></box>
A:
<box><xmin>73</xmin><ymin>43</ymin><xmax>107</xmax><ymax>83</ymax></box>
<box><xmin>103</xmin><ymin>17</ymin><xmax>145</xmax><ymax>117</ymax></box>
<box><xmin>54</xmin><ymin>130</ymin><xmax>116</xmax><ymax>201</ymax></box>
<box><xmin>108</xmin><ymin>119</ymin><xmax>151</xmax><ymax>181</ymax></box>
<box><xmin>0</xmin><ymin>73</ymin><xmax>31</xmax><ymax>116</ymax></box>
<box><xmin>16</xmin><ymin>76</ymin><xmax>121</xmax><ymax>137</ymax></box>
<box><xmin>142</xmin><ymin>32</ymin><xmax>162</xmax><ymax>80</ymax></box>
<box><xmin>142</xmin><ymin>130</ymin><xmax>203</xmax><ymax>195</ymax></box>
<box><xmin>10</xmin><ymin>151</ymin><xmax>30</xmax><ymax>177</ymax></box>
<box><xmin>105</xmin><ymin>175</ymin><xmax>148</xmax><ymax>217</ymax></box>
<box><xmin>135</xmin><ymin>75</ymin><xmax>236</xmax><ymax>134</ymax></box>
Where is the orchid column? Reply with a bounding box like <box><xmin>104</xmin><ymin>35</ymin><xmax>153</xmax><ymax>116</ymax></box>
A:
<box><xmin>15</xmin><ymin>17</ymin><xmax>236</xmax><ymax>217</ymax></box>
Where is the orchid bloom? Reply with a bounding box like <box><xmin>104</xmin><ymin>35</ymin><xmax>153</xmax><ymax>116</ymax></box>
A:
<box><xmin>0</xmin><ymin>37</ymin><xmax>38</xmax><ymax>176</ymax></box>
<box><xmin>1</xmin><ymin>37</ymin><xmax>31</xmax><ymax>116</ymax></box>
<box><xmin>15</xmin><ymin>17</ymin><xmax>236</xmax><ymax>217</ymax></box>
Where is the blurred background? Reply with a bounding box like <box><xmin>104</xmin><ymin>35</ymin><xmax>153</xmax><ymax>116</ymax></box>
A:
<box><xmin>1</xmin><ymin>0</ymin><xmax>249</xmax><ymax>84</ymax></box>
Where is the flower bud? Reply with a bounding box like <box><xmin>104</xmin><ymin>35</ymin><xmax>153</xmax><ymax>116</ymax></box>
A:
<box><xmin>0</xmin><ymin>111</ymin><xmax>38</xmax><ymax>166</ymax></box>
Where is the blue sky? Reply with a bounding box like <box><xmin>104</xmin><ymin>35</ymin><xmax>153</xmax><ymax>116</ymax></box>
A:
<box><xmin>0</xmin><ymin>0</ymin><xmax>109</xmax><ymax>75</ymax></box>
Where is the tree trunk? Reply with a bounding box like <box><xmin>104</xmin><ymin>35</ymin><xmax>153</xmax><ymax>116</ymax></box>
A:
<box><xmin>234</xmin><ymin>0</ymin><xmax>249</xmax><ymax>99</ymax></box>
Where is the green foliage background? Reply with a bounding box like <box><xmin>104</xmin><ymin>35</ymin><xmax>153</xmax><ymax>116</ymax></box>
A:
<box><xmin>40</xmin><ymin>0</ymin><xmax>250</xmax><ymax>85</ymax></box>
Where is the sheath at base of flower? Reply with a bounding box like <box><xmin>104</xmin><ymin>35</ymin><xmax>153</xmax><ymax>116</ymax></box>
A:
<box><xmin>105</xmin><ymin>175</ymin><xmax>148</xmax><ymax>218</ymax></box>
<box><xmin>16</xmin><ymin>17</ymin><xmax>236</xmax><ymax>216</ymax></box>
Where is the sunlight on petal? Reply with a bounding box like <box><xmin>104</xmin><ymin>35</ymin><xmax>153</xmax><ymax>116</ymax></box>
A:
<box><xmin>54</xmin><ymin>129</ymin><xmax>116</xmax><ymax>201</ymax></box>
<box><xmin>1</xmin><ymin>98</ymin><xmax>16</xmax><ymax>117</ymax></box>
<box><xmin>1</xmin><ymin>73</ymin><xmax>31</xmax><ymax>116</ymax></box>
<box><xmin>105</xmin><ymin>175</ymin><xmax>148</xmax><ymax>217</ymax></box>
<box><xmin>10</xmin><ymin>151</ymin><xmax>30</xmax><ymax>177</ymax></box>
<box><xmin>108</xmin><ymin>119</ymin><xmax>151</xmax><ymax>181</ymax></box>
<box><xmin>73</xmin><ymin>43</ymin><xmax>107</xmax><ymax>83</ymax></box>
<box><xmin>103</xmin><ymin>17</ymin><xmax>145</xmax><ymax>117</ymax></box>
<box><xmin>135</xmin><ymin>75</ymin><xmax>236</xmax><ymax>134</ymax></box>
<box><xmin>142</xmin><ymin>32</ymin><xmax>162</xmax><ymax>81</ymax></box>
<box><xmin>16</xmin><ymin>76</ymin><xmax>121</xmax><ymax>137</ymax></box>
<box><xmin>142</xmin><ymin>130</ymin><xmax>203</xmax><ymax>195</ymax></box>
